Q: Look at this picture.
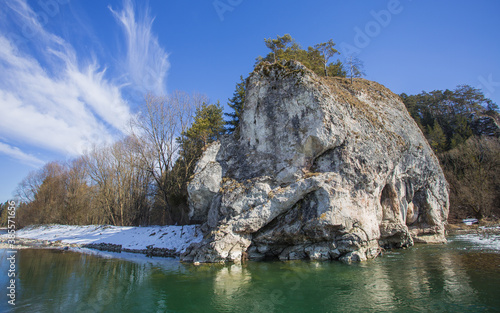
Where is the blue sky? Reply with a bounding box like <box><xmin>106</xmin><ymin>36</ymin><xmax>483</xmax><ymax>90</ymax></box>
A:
<box><xmin>0</xmin><ymin>0</ymin><xmax>499</xmax><ymax>203</ymax></box>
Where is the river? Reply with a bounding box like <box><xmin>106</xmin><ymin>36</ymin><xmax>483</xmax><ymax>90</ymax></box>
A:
<box><xmin>1</xmin><ymin>234</ymin><xmax>499</xmax><ymax>312</ymax></box>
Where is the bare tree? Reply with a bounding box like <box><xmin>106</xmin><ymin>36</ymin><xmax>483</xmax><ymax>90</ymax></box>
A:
<box><xmin>15</xmin><ymin>170</ymin><xmax>45</xmax><ymax>204</ymax></box>
<box><xmin>441</xmin><ymin>136</ymin><xmax>500</xmax><ymax>220</ymax></box>
<box><xmin>15</xmin><ymin>161</ymin><xmax>69</xmax><ymax>227</ymax></box>
<box><xmin>345</xmin><ymin>54</ymin><xmax>365</xmax><ymax>83</ymax></box>
<box><xmin>15</xmin><ymin>90</ymin><xmax>207</xmax><ymax>227</ymax></box>
<box><xmin>84</xmin><ymin>143</ymin><xmax>118</xmax><ymax>225</ymax></box>
<box><xmin>131</xmin><ymin>91</ymin><xmax>206</xmax><ymax>224</ymax></box>
<box><xmin>111</xmin><ymin>136</ymin><xmax>152</xmax><ymax>226</ymax></box>
<box><xmin>64</xmin><ymin>156</ymin><xmax>93</xmax><ymax>225</ymax></box>
<box><xmin>15</xmin><ymin>139</ymin><xmax>153</xmax><ymax>227</ymax></box>
<box><xmin>83</xmin><ymin>136</ymin><xmax>152</xmax><ymax>226</ymax></box>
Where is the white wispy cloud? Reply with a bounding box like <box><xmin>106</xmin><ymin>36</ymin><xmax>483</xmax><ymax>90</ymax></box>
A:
<box><xmin>0</xmin><ymin>0</ymin><xmax>169</xmax><ymax>166</ymax></box>
<box><xmin>110</xmin><ymin>0</ymin><xmax>170</xmax><ymax>96</ymax></box>
<box><xmin>0</xmin><ymin>142</ymin><xmax>45</xmax><ymax>168</ymax></box>
<box><xmin>0</xmin><ymin>29</ymin><xmax>128</xmax><ymax>156</ymax></box>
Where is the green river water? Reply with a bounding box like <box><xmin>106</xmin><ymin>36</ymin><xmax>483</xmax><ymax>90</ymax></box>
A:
<box><xmin>1</xmin><ymin>235</ymin><xmax>499</xmax><ymax>312</ymax></box>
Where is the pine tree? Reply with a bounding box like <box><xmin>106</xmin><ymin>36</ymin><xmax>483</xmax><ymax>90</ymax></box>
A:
<box><xmin>225</xmin><ymin>76</ymin><xmax>246</xmax><ymax>134</ymax></box>
<box><xmin>264</xmin><ymin>34</ymin><xmax>295</xmax><ymax>63</ymax></box>
<box><xmin>400</xmin><ymin>84</ymin><xmax>497</xmax><ymax>153</ymax></box>
<box><xmin>175</xmin><ymin>102</ymin><xmax>225</xmax><ymax>187</ymax></box>
<box><xmin>314</xmin><ymin>39</ymin><xmax>339</xmax><ymax>77</ymax></box>
<box><xmin>160</xmin><ymin>102</ymin><xmax>225</xmax><ymax>223</ymax></box>
<box><xmin>427</xmin><ymin>121</ymin><xmax>447</xmax><ymax>153</ymax></box>
<box><xmin>257</xmin><ymin>35</ymin><xmax>346</xmax><ymax>78</ymax></box>
<box><xmin>182</xmin><ymin>102</ymin><xmax>225</xmax><ymax>148</ymax></box>
<box><xmin>326</xmin><ymin>60</ymin><xmax>346</xmax><ymax>77</ymax></box>
<box><xmin>449</xmin><ymin>115</ymin><xmax>473</xmax><ymax>149</ymax></box>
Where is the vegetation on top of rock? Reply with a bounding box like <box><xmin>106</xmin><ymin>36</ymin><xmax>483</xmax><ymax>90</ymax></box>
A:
<box><xmin>226</xmin><ymin>34</ymin><xmax>362</xmax><ymax>134</ymax></box>
<box><xmin>257</xmin><ymin>34</ymin><xmax>346</xmax><ymax>78</ymax></box>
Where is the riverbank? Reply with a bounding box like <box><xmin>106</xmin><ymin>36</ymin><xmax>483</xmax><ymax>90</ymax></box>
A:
<box><xmin>0</xmin><ymin>224</ymin><xmax>203</xmax><ymax>257</ymax></box>
<box><xmin>446</xmin><ymin>219</ymin><xmax>500</xmax><ymax>235</ymax></box>
<box><xmin>1</xmin><ymin>223</ymin><xmax>499</xmax><ymax>259</ymax></box>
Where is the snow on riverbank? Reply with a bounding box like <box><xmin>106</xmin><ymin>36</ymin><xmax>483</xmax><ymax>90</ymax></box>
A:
<box><xmin>2</xmin><ymin>224</ymin><xmax>202</xmax><ymax>254</ymax></box>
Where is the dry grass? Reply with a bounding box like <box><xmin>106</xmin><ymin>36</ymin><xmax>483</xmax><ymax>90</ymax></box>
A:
<box><xmin>321</xmin><ymin>77</ymin><xmax>408</xmax><ymax>150</ymax></box>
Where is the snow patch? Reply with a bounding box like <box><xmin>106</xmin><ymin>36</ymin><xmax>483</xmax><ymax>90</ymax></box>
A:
<box><xmin>2</xmin><ymin>224</ymin><xmax>202</xmax><ymax>254</ymax></box>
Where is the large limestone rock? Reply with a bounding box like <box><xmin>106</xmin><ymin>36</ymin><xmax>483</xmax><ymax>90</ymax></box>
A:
<box><xmin>182</xmin><ymin>61</ymin><xmax>449</xmax><ymax>263</ymax></box>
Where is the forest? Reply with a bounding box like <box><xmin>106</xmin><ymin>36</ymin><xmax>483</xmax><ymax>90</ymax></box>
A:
<box><xmin>400</xmin><ymin>87</ymin><xmax>500</xmax><ymax>221</ymax></box>
<box><xmin>1</xmin><ymin>35</ymin><xmax>498</xmax><ymax>227</ymax></box>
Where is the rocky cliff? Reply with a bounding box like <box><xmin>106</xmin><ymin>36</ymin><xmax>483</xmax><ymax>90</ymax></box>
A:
<box><xmin>182</xmin><ymin>61</ymin><xmax>449</xmax><ymax>263</ymax></box>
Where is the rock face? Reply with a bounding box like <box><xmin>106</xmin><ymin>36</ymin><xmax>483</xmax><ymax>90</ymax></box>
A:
<box><xmin>182</xmin><ymin>61</ymin><xmax>449</xmax><ymax>263</ymax></box>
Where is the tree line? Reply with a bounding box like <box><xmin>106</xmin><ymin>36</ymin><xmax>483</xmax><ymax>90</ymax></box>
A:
<box><xmin>400</xmin><ymin>86</ymin><xmax>500</xmax><ymax>220</ymax></box>
<box><xmin>13</xmin><ymin>91</ymin><xmax>225</xmax><ymax>228</ymax></box>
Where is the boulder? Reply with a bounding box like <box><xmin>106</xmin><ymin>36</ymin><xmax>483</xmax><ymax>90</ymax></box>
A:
<box><xmin>182</xmin><ymin>61</ymin><xmax>449</xmax><ymax>263</ymax></box>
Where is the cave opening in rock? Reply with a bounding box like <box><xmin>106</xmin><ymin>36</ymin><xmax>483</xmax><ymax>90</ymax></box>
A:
<box><xmin>380</xmin><ymin>183</ymin><xmax>399</xmax><ymax>221</ymax></box>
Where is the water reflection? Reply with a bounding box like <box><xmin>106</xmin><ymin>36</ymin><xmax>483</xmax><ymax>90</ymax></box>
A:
<box><xmin>212</xmin><ymin>264</ymin><xmax>251</xmax><ymax>311</ymax></box>
<box><xmin>1</xmin><ymin>241</ymin><xmax>499</xmax><ymax>313</ymax></box>
<box><xmin>206</xmin><ymin>245</ymin><xmax>499</xmax><ymax>313</ymax></box>
<box><xmin>7</xmin><ymin>249</ymin><xmax>187</xmax><ymax>312</ymax></box>
<box><xmin>214</xmin><ymin>264</ymin><xmax>251</xmax><ymax>296</ymax></box>
<box><xmin>13</xmin><ymin>250</ymin><xmax>149</xmax><ymax>312</ymax></box>
<box><xmin>348</xmin><ymin>246</ymin><xmax>479</xmax><ymax>312</ymax></box>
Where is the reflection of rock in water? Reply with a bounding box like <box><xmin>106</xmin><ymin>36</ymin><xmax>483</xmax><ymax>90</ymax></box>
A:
<box><xmin>330</xmin><ymin>246</ymin><xmax>479</xmax><ymax>311</ymax></box>
<box><xmin>436</xmin><ymin>250</ymin><xmax>476</xmax><ymax>300</ymax></box>
<box><xmin>214</xmin><ymin>265</ymin><xmax>251</xmax><ymax>296</ymax></box>
<box><xmin>9</xmin><ymin>245</ymin><xmax>500</xmax><ymax>312</ymax></box>
<box><xmin>212</xmin><ymin>264</ymin><xmax>252</xmax><ymax>312</ymax></box>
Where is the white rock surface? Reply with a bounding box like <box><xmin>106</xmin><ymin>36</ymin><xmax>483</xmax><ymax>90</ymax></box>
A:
<box><xmin>183</xmin><ymin>61</ymin><xmax>449</xmax><ymax>263</ymax></box>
